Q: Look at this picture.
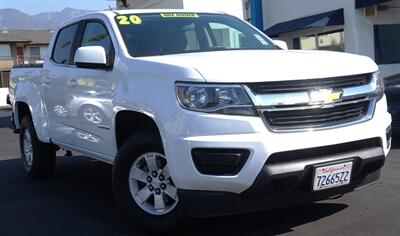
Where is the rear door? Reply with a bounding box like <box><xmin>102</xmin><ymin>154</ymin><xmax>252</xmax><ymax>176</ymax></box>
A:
<box><xmin>41</xmin><ymin>22</ymin><xmax>80</xmax><ymax>145</ymax></box>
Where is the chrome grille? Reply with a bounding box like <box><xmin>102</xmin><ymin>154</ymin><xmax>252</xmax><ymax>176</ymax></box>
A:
<box><xmin>262</xmin><ymin>100</ymin><xmax>371</xmax><ymax>130</ymax></box>
<box><xmin>244</xmin><ymin>73</ymin><xmax>378</xmax><ymax>132</ymax></box>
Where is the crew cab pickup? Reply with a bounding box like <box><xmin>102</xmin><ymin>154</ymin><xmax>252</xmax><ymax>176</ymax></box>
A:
<box><xmin>9</xmin><ymin>10</ymin><xmax>392</xmax><ymax>231</ymax></box>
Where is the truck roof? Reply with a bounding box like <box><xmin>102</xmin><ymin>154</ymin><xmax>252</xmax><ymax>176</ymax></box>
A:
<box><xmin>58</xmin><ymin>9</ymin><xmax>227</xmax><ymax>31</ymax></box>
<box><xmin>105</xmin><ymin>9</ymin><xmax>224</xmax><ymax>15</ymax></box>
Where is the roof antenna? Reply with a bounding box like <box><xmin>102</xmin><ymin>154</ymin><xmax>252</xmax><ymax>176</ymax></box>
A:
<box><xmin>109</xmin><ymin>4</ymin><xmax>119</xmax><ymax>15</ymax></box>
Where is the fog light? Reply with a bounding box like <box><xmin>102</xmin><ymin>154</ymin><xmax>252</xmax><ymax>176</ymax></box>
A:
<box><xmin>192</xmin><ymin>148</ymin><xmax>250</xmax><ymax>176</ymax></box>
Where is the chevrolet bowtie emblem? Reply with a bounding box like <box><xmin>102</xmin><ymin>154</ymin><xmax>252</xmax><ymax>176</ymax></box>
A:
<box><xmin>308</xmin><ymin>89</ymin><xmax>343</xmax><ymax>104</ymax></box>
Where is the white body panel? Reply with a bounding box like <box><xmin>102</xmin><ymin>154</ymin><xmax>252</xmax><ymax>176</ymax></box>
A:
<box><xmin>10</xmin><ymin>10</ymin><xmax>391</xmax><ymax>194</ymax></box>
<box><xmin>141</xmin><ymin>50</ymin><xmax>378</xmax><ymax>83</ymax></box>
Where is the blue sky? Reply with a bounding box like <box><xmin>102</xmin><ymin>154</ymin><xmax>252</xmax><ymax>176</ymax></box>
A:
<box><xmin>0</xmin><ymin>0</ymin><xmax>117</xmax><ymax>15</ymax></box>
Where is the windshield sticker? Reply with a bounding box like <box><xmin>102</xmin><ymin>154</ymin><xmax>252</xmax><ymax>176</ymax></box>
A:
<box><xmin>253</xmin><ymin>34</ymin><xmax>269</xmax><ymax>45</ymax></box>
<box><xmin>116</xmin><ymin>15</ymin><xmax>142</xmax><ymax>25</ymax></box>
<box><xmin>160</xmin><ymin>13</ymin><xmax>199</xmax><ymax>18</ymax></box>
<box><xmin>129</xmin><ymin>15</ymin><xmax>142</xmax><ymax>25</ymax></box>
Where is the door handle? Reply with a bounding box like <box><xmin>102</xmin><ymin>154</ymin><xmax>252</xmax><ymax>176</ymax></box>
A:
<box><xmin>67</xmin><ymin>79</ymin><xmax>78</xmax><ymax>88</ymax></box>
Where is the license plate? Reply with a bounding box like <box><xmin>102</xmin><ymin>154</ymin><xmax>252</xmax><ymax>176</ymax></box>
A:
<box><xmin>313</xmin><ymin>162</ymin><xmax>353</xmax><ymax>191</ymax></box>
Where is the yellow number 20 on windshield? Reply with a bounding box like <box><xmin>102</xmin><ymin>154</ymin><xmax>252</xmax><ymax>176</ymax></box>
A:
<box><xmin>117</xmin><ymin>15</ymin><xmax>142</xmax><ymax>25</ymax></box>
<box><xmin>129</xmin><ymin>15</ymin><xmax>142</xmax><ymax>25</ymax></box>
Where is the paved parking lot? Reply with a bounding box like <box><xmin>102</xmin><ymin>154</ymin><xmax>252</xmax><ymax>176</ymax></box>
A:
<box><xmin>0</xmin><ymin>107</ymin><xmax>399</xmax><ymax>236</ymax></box>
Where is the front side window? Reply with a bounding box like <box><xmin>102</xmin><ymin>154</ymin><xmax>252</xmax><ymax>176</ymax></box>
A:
<box><xmin>80</xmin><ymin>21</ymin><xmax>113</xmax><ymax>61</ymax></box>
<box><xmin>375</xmin><ymin>24</ymin><xmax>400</xmax><ymax>65</ymax></box>
<box><xmin>115</xmin><ymin>13</ymin><xmax>277</xmax><ymax>57</ymax></box>
<box><xmin>52</xmin><ymin>23</ymin><xmax>78</xmax><ymax>64</ymax></box>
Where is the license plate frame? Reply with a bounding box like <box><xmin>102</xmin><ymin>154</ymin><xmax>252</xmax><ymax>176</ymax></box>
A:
<box><xmin>312</xmin><ymin>161</ymin><xmax>353</xmax><ymax>192</ymax></box>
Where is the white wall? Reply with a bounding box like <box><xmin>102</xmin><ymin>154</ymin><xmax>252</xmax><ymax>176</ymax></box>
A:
<box><xmin>0</xmin><ymin>88</ymin><xmax>8</xmax><ymax>107</ymax></box>
<box><xmin>262</xmin><ymin>0</ymin><xmax>357</xmax><ymax>53</ymax></box>
<box><xmin>362</xmin><ymin>2</ymin><xmax>400</xmax><ymax>77</ymax></box>
<box><xmin>0</xmin><ymin>44</ymin><xmax>11</xmax><ymax>57</ymax></box>
<box><xmin>183</xmin><ymin>0</ymin><xmax>244</xmax><ymax>18</ymax></box>
<box><xmin>121</xmin><ymin>0</ymin><xmax>244</xmax><ymax>18</ymax></box>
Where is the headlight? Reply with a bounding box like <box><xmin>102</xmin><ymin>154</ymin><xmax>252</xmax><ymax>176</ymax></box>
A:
<box><xmin>176</xmin><ymin>83</ymin><xmax>256</xmax><ymax>116</ymax></box>
<box><xmin>373</xmin><ymin>71</ymin><xmax>385</xmax><ymax>101</ymax></box>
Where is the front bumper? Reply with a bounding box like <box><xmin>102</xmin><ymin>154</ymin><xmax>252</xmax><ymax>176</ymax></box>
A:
<box><xmin>163</xmin><ymin>96</ymin><xmax>391</xmax><ymax>194</ymax></box>
<box><xmin>178</xmin><ymin>137</ymin><xmax>385</xmax><ymax>217</ymax></box>
<box><xmin>179</xmin><ymin>166</ymin><xmax>382</xmax><ymax>218</ymax></box>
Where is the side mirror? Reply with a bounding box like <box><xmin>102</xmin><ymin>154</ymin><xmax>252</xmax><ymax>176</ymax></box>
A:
<box><xmin>74</xmin><ymin>46</ymin><xmax>108</xmax><ymax>69</ymax></box>
<box><xmin>274</xmin><ymin>40</ymin><xmax>288</xmax><ymax>50</ymax></box>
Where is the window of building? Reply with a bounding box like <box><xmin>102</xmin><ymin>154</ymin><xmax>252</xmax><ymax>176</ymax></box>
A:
<box><xmin>52</xmin><ymin>23</ymin><xmax>78</xmax><ymax>65</ymax></box>
<box><xmin>29</xmin><ymin>47</ymin><xmax>41</xmax><ymax>59</ymax></box>
<box><xmin>300</xmin><ymin>35</ymin><xmax>317</xmax><ymax>50</ymax></box>
<box><xmin>0</xmin><ymin>44</ymin><xmax>11</xmax><ymax>58</ymax></box>
<box><xmin>318</xmin><ymin>31</ymin><xmax>345</xmax><ymax>51</ymax></box>
<box><xmin>0</xmin><ymin>71</ymin><xmax>10</xmax><ymax>88</ymax></box>
<box><xmin>293</xmin><ymin>30</ymin><xmax>344</xmax><ymax>52</ymax></box>
<box><xmin>374</xmin><ymin>24</ymin><xmax>400</xmax><ymax>65</ymax></box>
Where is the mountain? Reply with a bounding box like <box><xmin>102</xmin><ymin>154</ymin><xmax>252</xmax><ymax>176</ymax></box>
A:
<box><xmin>33</xmin><ymin>8</ymin><xmax>93</xmax><ymax>29</ymax></box>
<box><xmin>0</xmin><ymin>8</ymin><xmax>47</xmax><ymax>30</ymax></box>
<box><xmin>0</xmin><ymin>8</ymin><xmax>94</xmax><ymax>30</ymax></box>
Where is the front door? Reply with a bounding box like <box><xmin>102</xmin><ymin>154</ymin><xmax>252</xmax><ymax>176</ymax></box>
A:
<box><xmin>64</xmin><ymin>20</ymin><xmax>116</xmax><ymax>158</ymax></box>
<box><xmin>16</xmin><ymin>47</ymin><xmax>24</xmax><ymax>64</ymax></box>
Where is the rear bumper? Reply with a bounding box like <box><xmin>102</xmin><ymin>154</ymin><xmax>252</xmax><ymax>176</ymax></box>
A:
<box><xmin>179</xmin><ymin>146</ymin><xmax>385</xmax><ymax>218</ymax></box>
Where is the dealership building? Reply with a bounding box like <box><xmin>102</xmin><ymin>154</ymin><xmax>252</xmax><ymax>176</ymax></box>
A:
<box><xmin>118</xmin><ymin>0</ymin><xmax>399</xmax><ymax>78</ymax></box>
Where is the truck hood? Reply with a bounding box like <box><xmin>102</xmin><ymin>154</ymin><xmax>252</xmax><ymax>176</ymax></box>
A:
<box><xmin>141</xmin><ymin>50</ymin><xmax>378</xmax><ymax>83</ymax></box>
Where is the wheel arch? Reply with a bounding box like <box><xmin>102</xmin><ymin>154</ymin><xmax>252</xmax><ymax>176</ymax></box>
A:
<box><xmin>14</xmin><ymin>101</ymin><xmax>33</xmax><ymax>130</ymax></box>
<box><xmin>14</xmin><ymin>100</ymin><xmax>51</xmax><ymax>143</ymax></box>
<box><xmin>114</xmin><ymin>110</ymin><xmax>164</xmax><ymax>151</ymax></box>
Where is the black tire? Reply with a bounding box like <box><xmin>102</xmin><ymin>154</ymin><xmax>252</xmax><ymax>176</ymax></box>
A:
<box><xmin>112</xmin><ymin>131</ymin><xmax>188</xmax><ymax>232</ymax></box>
<box><xmin>19</xmin><ymin>116</ymin><xmax>56</xmax><ymax>178</ymax></box>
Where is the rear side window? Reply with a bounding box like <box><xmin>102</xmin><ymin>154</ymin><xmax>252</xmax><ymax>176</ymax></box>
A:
<box><xmin>52</xmin><ymin>24</ymin><xmax>78</xmax><ymax>65</ymax></box>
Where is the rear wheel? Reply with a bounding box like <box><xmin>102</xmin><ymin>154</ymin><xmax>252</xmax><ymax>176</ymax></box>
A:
<box><xmin>112</xmin><ymin>132</ymin><xmax>187</xmax><ymax>232</ymax></box>
<box><xmin>19</xmin><ymin>116</ymin><xmax>56</xmax><ymax>178</ymax></box>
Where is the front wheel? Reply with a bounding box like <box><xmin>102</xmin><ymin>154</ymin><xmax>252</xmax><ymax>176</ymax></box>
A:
<box><xmin>112</xmin><ymin>132</ymin><xmax>187</xmax><ymax>232</ymax></box>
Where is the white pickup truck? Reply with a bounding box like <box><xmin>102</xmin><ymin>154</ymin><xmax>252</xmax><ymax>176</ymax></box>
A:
<box><xmin>9</xmin><ymin>10</ymin><xmax>392</xmax><ymax>231</ymax></box>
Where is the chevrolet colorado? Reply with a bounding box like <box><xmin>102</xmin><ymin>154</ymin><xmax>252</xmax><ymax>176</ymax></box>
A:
<box><xmin>9</xmin><ymin>10</ymin><xmax>391</xmax><ymax>231</ymax></box>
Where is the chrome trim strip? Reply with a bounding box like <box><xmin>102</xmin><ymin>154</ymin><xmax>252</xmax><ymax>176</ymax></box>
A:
<box><xmin>266</xmin><ymin>146</ymin><xmax>383</xmax><ymax>175</ymax></box>
<box><xmin>244</xmin><ymin>73</ymin><xmax>379</xmax><ymax>107</ymax></box>
<box><xmin>260</xmin><ymin>97</ymin><xmax>373</xmax><ymax>112</ymax></box>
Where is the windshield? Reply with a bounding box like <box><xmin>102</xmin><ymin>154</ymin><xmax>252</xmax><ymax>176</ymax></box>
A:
<box><xmin>115</xmin><ymin>13</ymin><xmax>277</xmax><ymax>57</ymax></box>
